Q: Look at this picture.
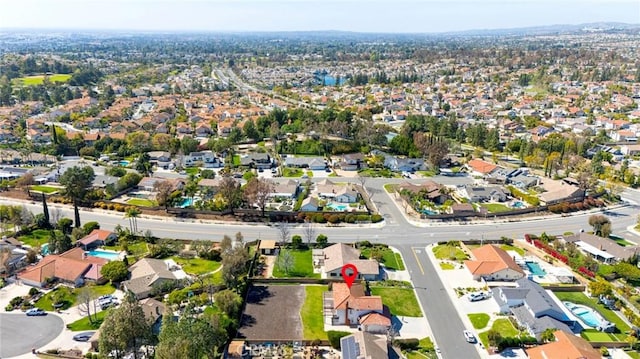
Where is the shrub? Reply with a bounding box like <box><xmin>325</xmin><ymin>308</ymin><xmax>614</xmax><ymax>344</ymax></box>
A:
<box><xmin>9</xmin><ymin>296</ymin><xmax>24</xmax><ymax>307</ymax></box>
<box><xmin>28</xmin><ymin>288</ymin><xmax>40</xmax><ymax>296</ymax></box>
<box><xmin>371</xmin><ymin>214</ymin><xmax>383</xmax><ymax>223</ymax></box>
<box><xmin>327</xmin><ymin>331</ymin><xmax>351</xmax><ymax>349</ymax></box>
<box><xmin>393</xmin><ymin>338</ymin><xmax>420</xmax><ymax>350</ymax></box>
<box><xmin>328</xmin><ymin>214</ymin><xmax>341</xmax><ymax>224</ymax></box>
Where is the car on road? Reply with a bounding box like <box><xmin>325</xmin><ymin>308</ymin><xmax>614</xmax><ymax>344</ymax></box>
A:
<box><xmin>73</xmin><ymin>331</ymin><xmax>96</xmax><ymax>342</ymax></box>
<box><xmin>467</xmin><ymin>291</ymin><xmax>489</xmax><ymax>302</ymax></box>
<box><xmin>25</xmin><ymin>308</ymin><xmax>46</xmax><ymax>316</ymax></box>
<box><xmin>463</xmin><ymin>330</ymin><xmax>476</xmax><ymax>343</ymax></box>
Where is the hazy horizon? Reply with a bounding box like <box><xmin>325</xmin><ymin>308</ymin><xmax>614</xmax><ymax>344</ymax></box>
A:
<box><xmin>0</xmin><ymin>0</ymin><xmax>638</xmax><ymax>34</ymax></box>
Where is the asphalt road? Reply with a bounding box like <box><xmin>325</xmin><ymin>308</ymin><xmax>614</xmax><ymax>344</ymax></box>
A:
<box><xmin>0</xmin><ymin>312</ymin><xmax>64</xmax><ymax>357</ymax></box>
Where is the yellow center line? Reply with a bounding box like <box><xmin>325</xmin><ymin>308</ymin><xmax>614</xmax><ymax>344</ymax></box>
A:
<box><xmin>411</xmin><ymin>247</ymin><xmax>425</xmax><ymax>275</ymax></box>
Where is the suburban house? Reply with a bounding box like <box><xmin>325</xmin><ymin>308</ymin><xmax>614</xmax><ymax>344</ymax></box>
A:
<box><xmin>330</xmin><ymin>282</ymin><xmax>391</xmax><ymax>334</ymax></box>
<box><xmin>492</xmin><ymin>278</ymin><xmax>579</xmax><ymax>340</ymax></box>
<box><xmin>318</xmin><ymin>243</ymin><xmax>380</xmax><ymax>280</ymax></box>
<box><xmin>258</xmin><ymin>239</ymin><xmax>278</xmax><ymax>255</ymax></box>
<box><xmin>538</xmin><ymin>179</ymin><xmax>583</xmax><ymax>205</ymax></box>
<box><xmin>138</xmin><ymin>177</ymin><xmax>185</xmax><ymax>192</ymax></box>
<box><xmin>140</xmin><ymin>297</ymin><xmax>166</xmax><ymax>334</ymax></box>
<box><xmin>284</xmin><ymin>156</ymin><xmax>327</xmax><ymax>170</ymax></box>
<box><xmin>240</xmin><ymin>153</ymin><xmax>272</xmax><ymax>169</ymax></box>
<box><xmin>300</xmin><ymin>196</ymin><xmax>320</xmax><ymax>212</ymax></box>
<box><xmin>383</xmin><ymin>156</ymin><xmax>427</xmax><ymax>173</ymax></box>
<box><xmin>563</xmin><ymin>233</ymin><xmax>640</xmax><ymax>263</ymax></box>
<box><xmin>184</xmin><ymin>151</ymin><xmax>222</xmax><ymax>168</ymax></box>
<box><xmin>526</xmin><ymin>330</ymin><xmax>600</xmax><ymax>359</ymax></box>
<box><xmin>341</xmin><ymin>332</ymin><xmax>393</xmax><ymax>359</ymax></box>
<box><xmin>466</xmin><ymin>159</ymin><xmax>499</xmax><ymax>177</ymax></box>
<box><xmin>338</xmin><ymin>153</ymin><xmax>365</xmax><ymax>171</ymax></box>
<box><xmin>147</xmin><ymin>151</ymin><xmax>171</xmax><ymax>163</ymax></box>
<box><xmin>269</xmin><ymin>179</ymin><xmax>300</xmax><ymax>199</ymax></box>
<box><xmin>77</xmin><ymin>229</ymin><xmax>117</xmax><ymax>250</ymax></box>
<box><xmin>465</xmin><ymin>244</ymin><xmax>525</xmax><ymax>281</ymax></box>
<box><xmin>397</xmin><ymin>181</ymin><xmax>449</xmax><ymax>205</ymax></box>
<box><xmin>464</xmin><ymin>186</ymin><xmax>509</xmax><ymax>203</ymax></box>
<box><xmin>450</xmin><ymin>203</ymin><xmax>475</xmax><ymax>216</ymax></box>
<box><xmin>0</xmin><ymin>236</ymin><xmax>28</xmax><ymax>276</ymax></box>
<box><xmin>18</xmin><ymin>248</ymin><xmax>107</xmax><ymax>288</ymax></box>
<box><xmin>316</xmin><ymin>179</ymin><xmax>360</xmax><ymax>203</ymax></box>
<box><xmin>122</xmin><ymin>258</ymin><xmax>187</xmax><ymax>299</ymax></box>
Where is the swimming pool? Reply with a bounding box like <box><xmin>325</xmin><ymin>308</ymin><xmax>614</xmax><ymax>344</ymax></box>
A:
<box><xmin>41</xmin><ymin>243</ymin><xmax>49</xmax><ymax>255</ymax></box>
<box><xmin>564</xmin><ymin>301</ymin><xmax>610</xmax><ymax>329</ymax></box>
<box><xmin>87</xmin><ymin>250</ymin><xmax>121</xmax><ymax>261</ymax></box>
<box><xmin>525</xmin><ymin>261</ymin><xmax>546</xmax><ymax>276</ymax></box>
<box><xmin>512</xmin><ymin>201</ymin><xmax>525</xmax><ymax>208</ymax></box>
<box><xmin>325</xmin><ymin>202</ymin><xmax>348</xmax><ymax>211</ymax></box>
<box><xmin>421</xmin><ymin>209</ymin><xmax>437</xmax><ymax>215</ymax></box>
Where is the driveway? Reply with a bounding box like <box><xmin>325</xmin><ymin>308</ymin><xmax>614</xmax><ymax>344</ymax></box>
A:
<box><xmin>0</xmin><ymin>312</ymin><xmax>64</xmax><ymax>357</ymax></box>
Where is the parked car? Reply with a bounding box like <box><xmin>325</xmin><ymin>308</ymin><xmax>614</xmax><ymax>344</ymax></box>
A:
<box><xmin>25</xmin><ymin>308</ymin><xmax>46</xmax><ymax>316</ymax></box>
<box><xmin>73</xmin><ymin>331</ymin><xmax>95</xmax><ymax>342</ymax></box>
<box><xmin>467</xmin><ymin>292</ymin><xmax>489</xmax><ymax>302</ymax></box>
<box><xmin>463</xmin><ymin>330</ymin><xmax>476</xmax><ymax>343</ymax></box>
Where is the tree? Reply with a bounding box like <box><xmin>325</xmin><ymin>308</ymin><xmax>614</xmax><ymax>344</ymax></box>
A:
<box><xmin>154</xmin><ymin>180</ymin><xmax>174</xmax><ymax>209</ymax></box>
<box><xmin>540</xmin><ymin>328</ymin><xmax>556</xmax><ymax>343</ymax></box>
<box><xmin>487</xmin><ymin>329</ymin><xmax>502</xmax><ymax>348</ymax></box>
<box><xmin>243</xmin><ymin>178</ymin><xmax>274</xmax><ymax>217</ymax></box>
<box><xmin>221</xmin><ymin>245</ymin><xmax>250</xmax><ymax>291</ymax></box>
<box><xmin>124</xmin><ymin>207</ymin><xmax>141</xmax><ymax>234</ymax></box>
<box><xmin>101</xmin><ymin>261</ymin><xmax>129</xmax><ymax>283</ymax></box>
<box><xmin>588</xmin><ymin>215</ymin><xmax>611</xmax><ymax>237</ymax></box>
<box><xmin>41</xmin><ymin>193</ymin><xmax>50</xmax><ymax>228</ymax></box>
<box><xmin>99</xmin><ymin>293</ymin><xmax>152</xmax><ymax>359</ymax></box>
<box><xmin>218</xmin><ymin>177</ymin><xmax>242</xmax><ymax>211</ymax></box>
<box><xmin>302</xmin><ymin>220</ymin><xmax>316</xmax><ymax>245</ymax></box>
<box><xmin>82</xmin><ymin>221</ymin><xmax>100</xmax><ymax>235</ymax></box>
<box><xmin>291</xmin><ymin>235</ymin><xmax>303</xmax><ymax>249</ymax></box>
<box><xmin>48</xmin><ymin>230</ymin><xmax>72</xmax><ymax>254</ymax></box>
<box><xmin>59</xmin><ymin>166</ymin><xmax>95</xmax><ymax>228</ymax></box>
<box><xmin>135</xmin><ymin>152</ymin><xmax>153</xmax><ymax>176</ymax></box>
<box><xmin>214</xmin><ymin>289</ymin><xmax>242</xmax><ymax>318</ymax></box>
<box><xmin>276</xmin><ymin>222</ymin><xmax>291</xmax><ymax>247</ymax></box>
<box><xmin>316</xmin><ymin>234</ymin><xmax>328</xmax><ymax>247</ymax></box>
<box><xmin>16</xmin><ymin>173</ymin><xmax>34</xmax><ymax>194</ymax></box>
<box><xmin>77</xmin><ymin>286</ymin><xmax>98</xmax><ymax>324</ymax></box>
<box><xmin>589</xmin><ymin>279</ymin><xmax>613</xmax><ymax>297</ymax></box>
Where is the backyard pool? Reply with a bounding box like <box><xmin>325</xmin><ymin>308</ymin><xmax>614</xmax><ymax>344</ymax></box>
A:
<box><xmin>564</xmin><ymin>301</ymin><xmax>614</xmax><ymax>331</ymax></box>
<box><xmin>118</xmin><ymin>160</ymin><xmax>130</xmax><ymax>167</ymax></box>
<box><xmin>87</xmin><ymin>249</ymin><xmax>121</xmax><ymax>261</ymax></box>
<box><xmin>525</xmin><ymin>261</ymin><xmax>546</xmax><ymax>276</ymax></box>
<box><xmin>512</xmin><ymin>201</ymin><xmax>525</xmax><ymax>208</ymax></box>
<box><xmin>421</xmin><ymin>209</ymin><xmax>437</xmax><ymax>215</ymax></box>
<box><xmin>179</xmin><ymin>197</ymin><xmax>201</xmax><ymax>208</ymax></box>
<box><xmin>325</xmin><ymin>202</ymin><xmax>348</xmax><ymax>211</ymax></box>
<box><xmin>41</xmin><ymin>243</ymin><xmax>49</xmax><ymax>255</ymax></box>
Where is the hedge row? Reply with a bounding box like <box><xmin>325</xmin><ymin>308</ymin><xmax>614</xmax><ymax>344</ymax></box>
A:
<box><xmin>93</xmin><ymin>201</ymin><xmax>137</xmax><ymax>212</ymax></box>
<box><xmin>548</xmin><ymin>197</ymin><xmax>604</xmax><ymax>214</ymax></box>
<box><xmin>296</xmin><ymin>212</ymin><xmax>383</xmax><ymax>224</ymax></box>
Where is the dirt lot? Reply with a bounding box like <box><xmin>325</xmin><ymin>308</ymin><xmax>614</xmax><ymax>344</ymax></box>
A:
<box><xmin>238</xmin><ymin>285</ymin><xmax>305</xmax><ymax>341</ymax></box>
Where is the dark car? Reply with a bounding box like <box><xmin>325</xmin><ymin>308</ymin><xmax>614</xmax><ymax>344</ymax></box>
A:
<box><xmin>73</xmin><ymin>331</ymin><xmax>96</xmax><ymax>342</ymax></box>
<box><xmin>25</xmin><ymin>308</ymin><xmax>46</xmax><ymax>316</ymax></box>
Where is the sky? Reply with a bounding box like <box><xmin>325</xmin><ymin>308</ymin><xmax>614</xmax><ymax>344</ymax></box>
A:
<box><xmin>0</xmin><ymin>0</ymin><xmax>638</xmax><ymax>33</ymax></box>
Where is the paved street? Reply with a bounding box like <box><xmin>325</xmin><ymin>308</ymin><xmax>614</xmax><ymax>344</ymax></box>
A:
<box><xmin>0</xmin><ymin>312</ymin><xmax>64</xmax><ymax>358</ymax></box>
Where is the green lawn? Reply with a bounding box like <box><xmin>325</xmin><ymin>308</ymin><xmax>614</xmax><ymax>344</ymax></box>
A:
<box><xmin>13</xmin><ymin>74</ymin><xmax>72</xmax><ymax>86</ymax></box>
<box><xmin>479</xmin><ymin>318</ymin><xmax>520</xmax><ymax>348</ymax></box>
<box><xmin>360</xmin><ymin>247</ymin><xmax>405</xmax><ymax>271</ymax></box>
<box><xmin>104</xmin><ymin>241</ymin><xmax>148</xmax><ymax>257</ymax></box>
<box><xmin>406</xmin><ymin>352</ymin><xmax>436</xmax><ymax>359</ymax></box>
<box><xmin>432</xmin><ymin>244</ymin><xmax>468</xmax><ymax>261</ymax></box>
<box><xmin>626</xmin><ymin>351</ymin><xmax>640</xmax><ymax>359</ymax></box>
<box><xmin>272</xmin><ymin>249</ymin><xmax>319</xmax><ymax>278</ymax></box>
<box><xmin>383</xmin><ymin>184</ymin><xmax>396</xmax><ymax>193</ymax></box>
<box><xmin>35</xmin><ymin>284</ymin><xmax>116</xmax><ymax>311</ymax></box>
<box><xmin>30</xmin><ymin>185</ymin><xmax>61</xmax><ymax>194</ymax></box>
<box><xmin>417</xmin><ymin>170</ymin><xmax>437</xmax><ymax>177</ymax></box>
<box><xmin>301</xmin><ymin>285</ymin><xmax>327</xmax><ymax>340</ymax></box>
<box><xmin>581</xmin><ymin>329</ymin><xmax>624</xmax><ymax>342</ymax></box>
<box><xmin>358</xmin><ymin>168</ymin><xmax>401</xmax><ymax>178</ymax></box>
<box><xmin>370</xmin><ymin>287</ymin><xmax>422</xmax><ymax>317</ymax></box>
<box><xmin>611</xmin><ymin>235</ymin><xmax>635</xmax><ymax>247</ymax></box>
<box><xmin>231</xmin><ymin>155</ymin><xmax>241</xmax><ymax>166</ymax></box>
<box><xmin>480</xmin><ymin>203</ymin><xmax>511</xmax><ymax>213</ymax></box>
<box><xmin>171</xmin><ymin>256</ymin><xmax>221</xmax><ymax>275</ymax></box>
<box><xmin>439</xmin><ymin>262</ymin><xmax>455</xmax><ymax>270</ymax></box>
<box><xmin>18</xmin><ymin>229</ymin><xmax>53</xmax><ymax>247</ymax></box>
<box><xmin>67</xmin><ymin>310</ymin><xmax>108</xmax><ymax>331</ymax></box>
<box><xmin>500</xmin><ymin>244</ymin><xmax>526</xmax><ymax>257</ymax></box>
<box><xmin>126</xmin><ymin>198</ymin><xmax>157</xmax><ymax>207</ymax></box>
<box><xmin>282</xmin><ymin>167</ymin><xmax>303</xmax><ymax>177</ymax></box>
<box><xmin>468</xmin><ymin>313</ymin><xmax>490</xmax><ymax>329</ymax></box>
<box><xmin>553</xmin><ymin>291</ymin><xmax>631</xmax><ymax>334</ymax></box>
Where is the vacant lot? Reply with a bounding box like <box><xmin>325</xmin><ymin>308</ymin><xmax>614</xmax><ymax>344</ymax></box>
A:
<box><xmin>370</xmin><ymin>286</ymin><xmax>422</xmax><ymax>317</ymax></box>
<box><xmin>238</xmin><ymin>285</ymin><xmax>305</xmax><ymax>340</ymax></box>
<box><xmin>272</xmin><ymin>249</ymin><xmax>319</xmax><ymax>278</ymax></box>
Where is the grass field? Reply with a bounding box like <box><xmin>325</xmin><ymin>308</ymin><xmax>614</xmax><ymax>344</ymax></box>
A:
<box><xmin>301</xmin><ymin>285</ymin><xmax>327</xmax><ymax>340</ymax></box>
<box><xmin>171</xmin><ymin>256</ymin><xmax>221</xmax><ymax>275</ymax></box>
<box><xmin>126</xmin><ymin>198</ymin><xmax>157</xmax><ymax>207</ymax></box>
<box><xmin>480</xmin><ymin>203</ymin><xmax>511</xmax><ymax>213</ymax></box>
<box><xmin>479</xmin><ymin>318</ymin><xmax>520</xmax><ymax>348</ymax></box>
<box><xmin>500</xmin><ymin>244</ymin><xmax>526</xmax><ymax>256</ymax></box>
<box><xmin>468</xmin><ymin>313</ymin><xmax>490</xmax><ymax>329</ymax></box>
<box><xmin>358</xmin><ymin>168</ymin><xmax>401</xmax><ymax>178</ymax></box>
<box><xmin>67</xmin><ymin>309</ymin><xmax>108</xmax><ymax>331</ymax></box>
<box><xmin>433</xmin><ymin>244</ymin><xmax>468</xmax><ymax>261</ymax></box>
<box><xmin>35</xmin><ymin>284</ymin><xmax>115</xmax><ymax>311</ymax></box>
<box><xmin>232</xmin><ymin>155</ymin><xmax>241</xmax><ymax>166</ymax></box>
<box><xmin>30</xmin><ymin>185</ymin><xmax>61</xmax><ymax>194</ymax></box>
<box><xmin>282</xmin><ymin>168</ymin><xmax>303</xmax><ymax>177</ymax></box>
<box><xmin>360</xmin><ymin>247</ymin><xmax>405</xmax><ymax>271</ymax></box>
<box><xmin>581</xmin><ymin>329</ymin><xmax>624</xmax><ymax>342</ymax></box>
<box><xmin>13</xmin><ymin>74</ymin><xmax>72</xmax><ymax>86</ymax></box>
<box><xmin>104</xmin><ymin>241</ymin><xmax>148</xmax><ymax>257</ymax></box>
<box><xmin>370</xmin><ymin>287</ymin><xmax>422</xmax><ymax>317</ymax></box>
<box><xmin>553</xmin><ymin>291</ymin><xmax>631</xmax><ymax>334</ymax></box>
<box><xmin>272</xmin><ymin>249</ymin><xmax>319</xmax><ymax>278</ymax></box>
<box><xmin>18</xmin><ymin>229</ymin><xmax>54</xmax><ymax>247</ymax></box>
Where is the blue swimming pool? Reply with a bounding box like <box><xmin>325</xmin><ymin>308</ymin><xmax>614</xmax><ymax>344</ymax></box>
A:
<box><xmin>87</xmin><ymin>250</ymin><xmax>121</xmax><ymax>261</ymax></box>
<box><xmin>41</xmin><ymin>243</ymin><xmax>49</xmax><ymax>255</ymax></box>
<box><xmin>525</xmin><ymin>261</ymin><xmax>546</xmax><ymax>276</ymax></box>
<box><xmin>564</xmin><ymin>301</ymin><xmax>608</xmax><ymax>329</ymax></box>
<box><xmin>326</xmin><ymin>202</ymin><xmax>348</xmax><ymax>211</ymax></box>
<box><xmin>118</xmin><ymin>160</ymin><xmax>130</xmax><ymax>167</ymax></box>
<box><xmin>512</xmin><ymin>201</ymin><xmax>525</xmax><ymax>208</ymax></box>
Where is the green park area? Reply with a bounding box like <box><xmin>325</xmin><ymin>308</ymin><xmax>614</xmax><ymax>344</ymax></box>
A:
<box><xmin>13</xmin><ymin>74</ymin><xmax>72</xmax><ymax>86</ymax></box>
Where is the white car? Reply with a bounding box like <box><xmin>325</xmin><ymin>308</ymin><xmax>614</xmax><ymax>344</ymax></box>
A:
<box><xmin>464</xmin><ymin>330</ymin><xmax>476</xmax><ymax>343</ymax></box>
<box><xmin>467</xmin><ymin>292</ymin><xmax>489</xmax><ymax>302</ymax></box>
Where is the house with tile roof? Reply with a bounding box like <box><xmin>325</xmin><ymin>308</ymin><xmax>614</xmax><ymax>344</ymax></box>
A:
<box><xmin>122</xmin><ymin>258</ymin><xmax>184</xmax><ymax>299</ymax></box>
<box><xmin>320</xmin><ymin>243</ymin><xmax>380</xmax><ymax>280</ymax></box>
<box><xmin>465</xmin><ymin>244</ymin><xmax>525</xmax><ymax>281</ymax></box>
<box><xmin>77</xmin><ymin>229</ymin><xmax>117</xmax><ymax>250</ymax></box>
<box><xmin>465</xmin><ymin>159</ymin><xmax>499</xmax><ymax>176</ymax></box>
<box><xmin>330</xmin><ymin>282</ymin><xmax>391</xmax><ymax>334</ymax></box>
<box><xmin>526</xmin><ymin>330</ymin><xmax>600</xmax><ymax>359</ymax></box>
<box><xmin>18</xmin><ymin>247</ymin><xmax>107</xmax><ymax>287</ymax></box>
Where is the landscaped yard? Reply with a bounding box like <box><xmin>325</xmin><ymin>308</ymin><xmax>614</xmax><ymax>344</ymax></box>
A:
<box><xmin>13</xmin><ymin>74</ymin><xmax>72</xmax><ymax>86</ymax></box>
<box><xmin>358</xmin><ymin>168</ymin><xmax>401</xmax><ymax>178</ymax></box>
<box><xmin>231</xmin><ymin>155</ymin><xmax>241</xmax><ymax>166</ymax></box>
<box><xmin>171</xmin><ymin>256</ymin><xmax>221</xmax><ymax>275</ymax></box>
<box><xmin>468</xmin><ymin>313</ymin><xmax>490</xmax><ymax>329</ymax></box>
<box><xmin>553</xmin><ymin>291</ymin><xmax>631</xmax><ymax>334</ymax></box>
<box><xmin>282</xmin><ymin>167</ymin><xmax>303</xmax><ymax>177</ymax></box>
<box><xmin>67</xmin><ymin>310</ymin><xmax>108</xmax><ymax>331</ymax></box>
<box><xmin>479</xmin><ymin>318</ymin><xmax>520</xmax><ymax>348</ymax></box>
<box><xmin>104</xmin><ymin>241</ymin><xmax>148</xmax><ymax>257</ymax></box>
<box><xmin>439</xmin><ymin>262</ymin><xmax>455</xmax><ymax>270</ymax></box>
<box><xmin>581</xmin><ymin>329</ymin><xmax>624</xmax><ymax>342</ymax></box>
<box><xmin>611</xmin><ymin>235</ymin><xmax>635</xmax><ymax>247</ymax></box>
<box><xmin>360</xmin><ymin>246</ymin><xmax>405</xmax><ymax>271</ymax></box>
<box><xmin>480</xmin><ymin>203</ymin><xmax>511</xmax><ymax>213</ymax></box>
<box><xmin>18</xmin><ymin>229</ymin><xmax>54</xmax><ymax>247</ymax></box>
<box><xmin>370</xmin><ymin>287</ymin><xmax>422</xmax><ymax>317</ymax></box>
<box><xmin>35</xmin><ymin>284</ymin><xmax>116</xmax><ymax>311</ymax></box>
<box><xmin>432</xmin><ymin>244</ymin><xmax>468</xmax><ymax>261</ymax></box>
<box><xmin>500</xmin><ymin>244</ymin><xmax>526</xmax><ymax>257</ymax></box>
<box><xmin>301</xmin><ymin>285</ymin><xmax>327</xmax><ymax>340</ymax></box>
<box><xmin>30</xmin><ymin>185</ymin><xmax>61</xmax><ymax>194</ymax></box>
<box><xmin>272</xmin><ymin>249</ymin><xmax>319</xmax><ymax>278</ymax></box>
<box><xmin>126</xmin><ymin>198</ymin><xmax>157</xmax><ymax>207</ymax></box>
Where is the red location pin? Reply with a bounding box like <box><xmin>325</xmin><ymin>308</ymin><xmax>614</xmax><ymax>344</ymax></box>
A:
<box><xmin>341</xmin><ymin>263</ymin><xmax>358</xmax><ymax>288</ymax></box>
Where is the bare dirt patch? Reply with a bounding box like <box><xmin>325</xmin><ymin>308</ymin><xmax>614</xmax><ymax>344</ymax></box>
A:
<box><xmin>238</xmin><ymin>285</ymin><xmax>305</xmax><ymax>341</ymax></box>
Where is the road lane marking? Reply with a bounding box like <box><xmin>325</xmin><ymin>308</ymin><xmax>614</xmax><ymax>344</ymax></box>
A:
<box><xmin>411</xmin><ymin>247</ymin><xmax>425</xmax><ymax>275</ymax></box>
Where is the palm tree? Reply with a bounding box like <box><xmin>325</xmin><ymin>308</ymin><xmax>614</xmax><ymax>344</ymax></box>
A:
<box><xmin>58</xmin><ymin>166</ymin><xmax>95</xmax><ymax>228</ymax></box>
<box><xmin>124</xmin><ymin>207</ymin><xmax>141</xmax><ymax>234</ymax></box>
